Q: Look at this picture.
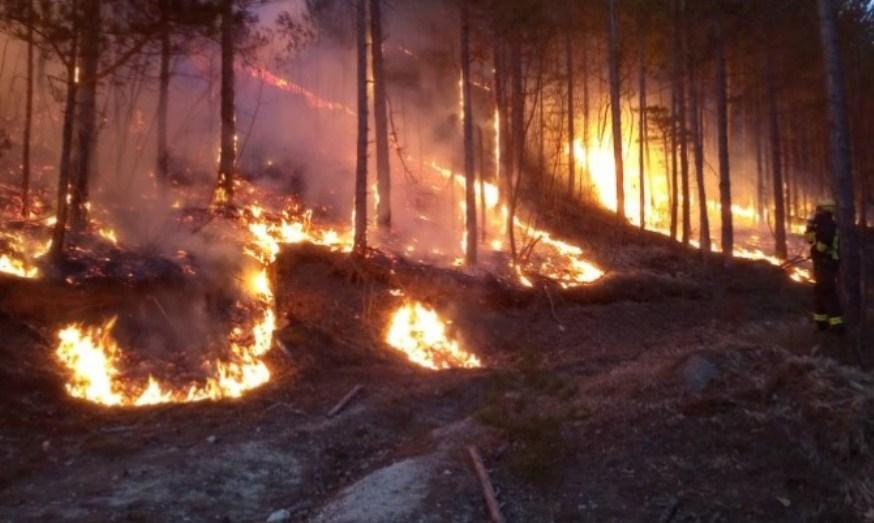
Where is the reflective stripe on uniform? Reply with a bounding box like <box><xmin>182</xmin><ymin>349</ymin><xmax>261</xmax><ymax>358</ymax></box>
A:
<box><xmin>814</xmin><ymin>313</ymin><xmax>829</xmax><ymax>322</ymax></box>
<box><xmin>829</xmin><ymin>316</ymin><xmax>844</xmax><ymax>326</ymax></box>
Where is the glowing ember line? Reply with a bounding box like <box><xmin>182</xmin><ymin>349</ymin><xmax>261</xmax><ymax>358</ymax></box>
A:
<box><xmin>247</xmin><ymin>66</ymin><xmax>355</xmax><ymax>116</ymax></box>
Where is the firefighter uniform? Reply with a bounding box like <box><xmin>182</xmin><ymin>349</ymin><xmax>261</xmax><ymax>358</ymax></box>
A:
<box><xmin>805</xmin><ymin>201</ymin><xmax>843</xmax><ymax>332</ymax></box>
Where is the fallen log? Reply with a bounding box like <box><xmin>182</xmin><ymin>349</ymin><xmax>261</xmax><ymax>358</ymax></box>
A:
<box><xmin>466</xmin><ymin>445</ymin><xmax>505</xmax><ymax>523</ymax></box>
<box><xmin>327</xmin><ymin>384</ymin><xmax>363</xmax><ymax>418</ymax></box>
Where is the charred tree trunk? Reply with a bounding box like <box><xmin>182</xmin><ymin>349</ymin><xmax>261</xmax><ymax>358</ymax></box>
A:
<box><xmin>156</xmin><ymin>0</ymin><xmax>171</xmax><ymax>183</ymax></box>
<box><xmin>677</xmin><ymin>0</ymin><xmax>691</xmax><ymax>245</ymax></box>
<box><xmin>50</xmin><ymin>2</ymin><xmax>79</xmax><ymax>262</ymax></box>
<box><xmin>21</xmin><ymin>0</ymin><xmax>34</xmax><ymax>217</ymax></box>
<box><xmin>663</xmin><ymin>129</ymin><xmax>672</xmax><ymax>229</ymax></box>
<box><xmin>353</xmin><ymin>0</ymin><xmax>369</xmax><ymax>255</ymax></box>
<box><xmin>756</xmin><ymin>119</ymin><xmax>765</xmax><ymax>223</ymax></box>
<box><xmin>766</xmin><ymin>50</ymin><xmax>788</xmax><ymax>259</ymax></box>
<box><xmin>370</xmin><ymin>0</ymin><xmax>391</xmax><ymax>230</ymax></box>
<box><xmin>216</xmin><ymin>0</ymin><xmax>236</xmax><ymax>205</ymax></box>
<box><xmin>690</xmin><ymin>67</ymin><xmax>710</xmax><ymax>252</ymax></box>
<box><xmin>715</xmin><ymin>14</ymin><xmax>732</xmax><ymax>258</ymax></box>
<box><xmin>69</xmin><ymin>0</ymin><xmax>100</xmax><ymax>233</ymax></box>
<box><xmin>607</xmin><ymin>0</ymin><xmax>624</xmax><ymax>219</ymax></box>
<box><xmin>478</xmin><ymin>126</ymin><xmax>487</xmax><ymax>242</ymax></box>
<box><xmin>817</xmin><ymin>0</ymin><xmax>861</xmax><ymax>324</ymax></box>
<box><xmin>461</xmin><ymin>2</ymin><xmax>477</xmax><ymax>265</ymax></box>
<box><xmin>582</xmin><ymin>41</ymin><xmax>591</xmax><ymax>188</ymax></box>
<box><xmin>494</xmin><ymin>44</ymin><xmax>512</xmax><ymax>204</ymax></box>
<box><xmin>670</xmin><ymin>83</ymin><xmax>679</xmax><ymax>239</ymax></box>
<box><xmin>566</xmin><ymin>34</ymin><xmax>575</xmax><ymax>196</ymax></box>
<box><xmin>509</xmin><ymin>39</ymin><xmax>524</xmax><ymax>262</ymax></box>
<box><xmin>538</xmin><ymin>51</ymin><xmax>546</xmax><ymax>193</ymax></box>
<box><xmin>638</xmin><ymin>18</ymin><xmax>647</xmax><ymax>230</ymax></box>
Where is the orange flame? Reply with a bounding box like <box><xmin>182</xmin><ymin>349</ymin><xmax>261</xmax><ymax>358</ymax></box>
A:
<box><xmin>386</xmin><ymin>302</ymin><xmax>481</xmax><ymax>370</ymax></box>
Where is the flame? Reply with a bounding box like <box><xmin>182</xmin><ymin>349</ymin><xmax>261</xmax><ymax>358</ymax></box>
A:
<box><xmin>732</xmin><ymin>246</ymin><xmax>812</xmax><ymax>283</ymax></box>
<box><xmin>386</xmin><ymin>302</ymin><xmax>481</xmax><ymax>370</ymax></box>
<box><xmin>56</xmin><ymin>291</ymin><xmax>277</xmax><ymax>406</ymax></box>
<box><xmin>247</xmin><ymin>66</ymin><xmax>355</xmax><ymax>115</ymax></box>
<box><xmin>570</xmin><ymin>134</ymin><xmax>811</xmax><ymax>283</ymax></box>
<box><xmin>0</xmin><ymin>229</ymin><xmax>47</xmax><ymax>279</ymax></box>
<box><xmin>53</xmin><ymin>204</ymin><xmax>286</xmax><ymax>406</ymax></box>
<box><xmin>56</xmin><ymin>319</ymin><xmax>125</xmax><ymax>406</ymax></box>
<box><xmin>429</xmin><ymin>157</ymin><xmax>604</xmax><ymax>287</ymax></box>
<box><xmin>245</xmin><ymin>207</ymin><xmax>352</xmax><ymax>264</ymax></box>
<box><xmin>98</xmin><ymin>227</ymin><xmax>118</xmax><ymax>245</ymax></box>
<box><xmin>0</xmin><ymin>253</ymin><xmax>39</xmax><ymax>278</ymax></box>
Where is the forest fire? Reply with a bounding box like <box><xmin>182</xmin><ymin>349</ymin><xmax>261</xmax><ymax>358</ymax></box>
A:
<box><xmin>0</xmin><ymin>254</ymin><xmax>39</xmax><ymax>279</ymax></box>
<box><xmin>430</xmin><ymin>161</ymin><xmax>605</xmax><ymax>287</ymax></box>
<box><xmin>386</xmin><ymin>301</ymin><xmax>480</xmax><ymax>370</ymax></box>
<box><xmin>569</xmin><ymin>137</ymin><xmax>813</xmax><ymax>282</ymax></box>
<box><xmin>54</xmin><ymin>255</ymin><xmax>277</xmax><ymax>407</ymax></box>
<box><xmin>245</xmin><ymin>205</ymin><xmax>353</xmax><ymax>264</ymax></box>
<box><xmin>2</xmin><ymin>0</ymin><xmax>871</xmax><ymax>519</ymax></box>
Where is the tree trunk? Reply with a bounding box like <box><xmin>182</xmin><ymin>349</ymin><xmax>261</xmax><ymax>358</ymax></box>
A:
<box><xmin>637</xmin><ymin>19</ymin><xmax>647</xmax><ymax>229</ymax></box>
<box><xmin>478</xmin><ymin>125</ymin><xmax>487</xmax><ymax>242</ymax></box>
<box><xmin>21</xmin><ymin>0</ymin><xmax>34</xmax><ymax>218</ymax></box>
<box><xmin>690</xmin><ymin>63</ymin><xmax>710</xmax><ymax>252</ymax></box>
<box><xmin>69</xmin><ymin>0</ymin><xmax>100</xmax><ymax>233</ymax></box>
<box><xmin>715</xmin><ymin>14</ymin><xmax>731</xmax><ymax>258</ymax></box>
<box><xmin>216</xmin><ymin>0</ymin><xmax>236</xmax><ymax>205</ymax></box>
<box><xmin>756</xmin><ymin>121</ymin><xmax>765</xmax><ymax>223</ymax></box>
<box><xmin>461</xmin><ymin>2</ymin><xmax>477</xmax><ymax>265</ymax></box>
<box><xmin>538</xmin><ymin>51</ymin><xmax>545</xmax><ymax>193</ymax></box>
<box><xmin>370</xmin><ymin>0</ymin><xmax>391</xmax><ymax>230</ymax></box>
<box><xmin>156</xmin><ymin>0</ymin><xmax>171</xmax><ymax>182</ymax></box>
<box><xmin>566</xmin><ymin>34</ymin><xmax>575</xmax><ymax>196</ymax></box>
<box><xmin>508</xmin><ymin>39</ymin><xmax>523</xmax><ymax>262</ymax></box>
<box><xmin>670</xmin><ymin>83</ymin><xmax>679</xmax><ymax>239</ymax></box>
<box><xmin>677</xmin><ymin>0</ymin><xmax>691</xmax><ymax>245</ymax></box>
<box><xmin>582</xmin><ymin>41</ymin><xmax>591</xmax><ymax>188</ymax></box>
<box><xmin>817</xmin><ymin>0</ymin><xmax>861</xmax><ymax>324</ymax></box>
<box><xmin>765</xmin><ymin>50</ymin><xmax>788</xmax><ymax>259</ymax></box>
<box><xmin>50</xmin><ymin>1</ymin><xmax>79</xmax><ymax>262</ymax></box>
<box><xmin>353</xmin><ymin>0</ymin><xmax>368</xmax><ymax>255</ymax></box>
<box><xmin>494</xmin><ymin>44</ymin><xmax>512</xmax><ymax>204</ymax></box>
<box><xmin>663</xmin><ymin>130</ymin><xmax>672</xmax><ymax>228</ymax></box>
<box><xmin>607</xmin><ymin>0</ymin><xmax>624</xmax><ymax>219</ymax></box>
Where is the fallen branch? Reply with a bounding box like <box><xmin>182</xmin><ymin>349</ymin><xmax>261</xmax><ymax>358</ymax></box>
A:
<box><xmin>542</xmin><ymin>285</ymin><xmax>563</xmax><ymax>330</ymax></box>
<box><xmin>149</xmin><ymin>295</ymin><xmax>173</xmax><ymax>327</ymax></box>
<box><xmin>264</xmin><ymin>402</ymin><xmax>307</xmax><ymax>416</ymax></box>
<box><xmin>275</xmin><ymin>339</ymin><xmax>294</xmax><ymax>361</ymax></box>
<box><xmin>327</xmin><ymin>384</ymin><xmax>363</xmax><ymax>418</ymax></box>
<box><xmin>466</xmin><ymin>445</ymin><xmax>505</xmax><ymax>523</ymax></box>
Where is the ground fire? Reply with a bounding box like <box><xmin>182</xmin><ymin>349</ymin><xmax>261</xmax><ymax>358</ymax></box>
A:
<box><xmin>1</xmin><ymin>0</ymin><xmax>873</xmax><ymax>521</ymax></box>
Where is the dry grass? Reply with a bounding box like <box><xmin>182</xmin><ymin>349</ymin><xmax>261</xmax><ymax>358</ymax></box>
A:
<box><xmin>475</xmin><ymin>351</ymin><xmax>587</xmax><ymax>485</ymax></box>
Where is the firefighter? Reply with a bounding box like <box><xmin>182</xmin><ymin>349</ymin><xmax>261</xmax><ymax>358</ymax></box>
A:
<box><xmin>805</xmin><ymin>199</ymin><xmax>843</xmax><ymax>332</ymax></box>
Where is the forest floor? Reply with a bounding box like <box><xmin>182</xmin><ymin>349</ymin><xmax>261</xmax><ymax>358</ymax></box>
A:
<box><xmin>2</xmin><ymin>202</ymin><xmax>874</xmax><ymax>523</ymax></box>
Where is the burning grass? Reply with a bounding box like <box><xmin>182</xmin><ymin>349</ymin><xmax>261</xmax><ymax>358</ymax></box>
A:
<box><xmin>386</xmin><ymin>301</ymin><xmax>481</xmax><ymax>370</ymax></box>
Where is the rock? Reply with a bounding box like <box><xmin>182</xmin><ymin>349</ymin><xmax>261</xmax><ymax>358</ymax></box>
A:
<box><xmin>679</xmin><ymin>354</ymin><xmax>719</xmax><ymax>394</ymax></box>
<box><xmin>266</xmin><ymin>509</ymin><xmax>291</xmax><ymax>522</ymax></box>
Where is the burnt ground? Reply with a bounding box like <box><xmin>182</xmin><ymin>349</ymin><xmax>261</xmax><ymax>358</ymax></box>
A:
<box><xmin>2</xmin><ymin>208</ymin><xmax>874</xmax><ymax>522</ymax></box>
